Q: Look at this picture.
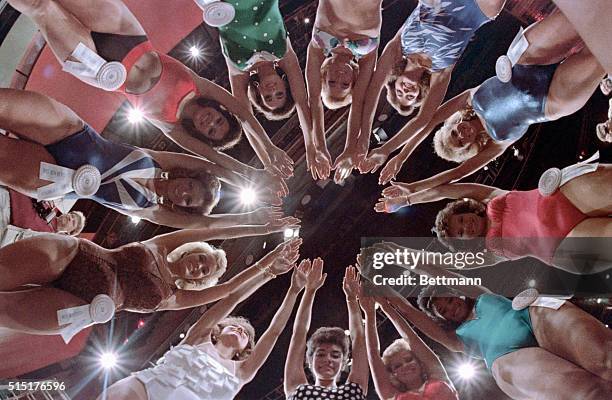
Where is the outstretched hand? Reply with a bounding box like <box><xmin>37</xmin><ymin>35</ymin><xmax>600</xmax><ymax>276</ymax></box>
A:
<box><xmin>306</xmin><ymin>146</ymin><xmax>332</xmax><ymax>181</ymax></box>
<box><xmin>342</xmin><ymin>265</ymin><xmax>361</xmax><ymax>301</ymax></box>
<box><xmin>265</xmin><ymin>216</ymin><xmax>301</xmax><ymax>234</ymax></box>
<box><xmin>358</xmin><ymin>283</ymin><xmax>376</xmax><ymax>314</ymax></box>
<box><xmin>265</xmin><ymin>146</ymin><xmax>294</xmax><ymax>179</ymax></box>
<box><xmin>305</xmin><ymin>257</ymin><xmax>327</xmax><ymax>291</ymax></box>
<box><xmin>291</xmin><ymin>259</ymin><xmax>310</xmax><ymax>290</ymax></box>
<box><xmin>256</xmin><ymin>170</ymin><xmax>289</xmax><ymax>205</ymax></box>
<box><xmin>359</xmin><ymin>148</ymin><xmax>388</xmax><ymax>174</ymax></box>
<box><xmin>332</xmin><ymin>149</ymin><xmax>361</xmax><ymax>184</ymax></box>
<box><xmin>263</xmin><ymin>238</ymin><xmax>302</xmax><ymax>275</ymax></box>
<box><xmin>378</xmin><ymin>154</ymin><xmax>406</xmax><ymax>185</ymax></box>
<box><xmin>248</xmin><ymin>206</ymin><xmax>284</xmax><ymax>225</ymax></box>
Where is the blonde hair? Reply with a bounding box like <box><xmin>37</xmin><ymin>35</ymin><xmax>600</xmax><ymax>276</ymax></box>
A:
<box><xmin>320</xmin><ymin>57</ymin><xmax>360</xmax><ymax>109</ymax></box>
<box><xmin>434</xmin><ymin>198</ymin><xmax>487</xmax><ymax>251</ymax></box>
<box><xmin>382</xmin><ymin>339</ymin><xmax>424</xmax><ymax>391</ymax></box>
<box><xmin>62</xmin><ymin>211</ymin><xmax>86</xmax><ymax>236</ymax></box>
<box><xmin>433</xmin><ymin>108</ymin><xmax>489</xmax><ymax>163</ymax></box>
<box><xmin>166</xmin><ymin>242</ymin><xmax>227</xmax><ymax>290</ymax></box>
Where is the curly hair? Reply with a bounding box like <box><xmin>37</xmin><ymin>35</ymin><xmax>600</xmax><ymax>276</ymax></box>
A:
<box><xmin>210</xmin><ymin>316</ymin><xmax>256</xmax><ymax>361</ymax></box>
<box><xmin>320</xmin><ymin>57</ymin><xmax>360</xmax><ymax>109</ymax></box>
<box><xmin>166</xmin><ymin>241</ymin><xmax>227</xmax><ymax>290</ymax></box>
<box><xmin>433</xmin><ymin>108</ymin><xmax>489</xmax><ymax>163</ymax></box>
<box><xmin>162</xmin><ymin>168</ymin><xmax>221</xmax><ymax>215</ymax></box>
<box><xmin>385</xmin><ymin>57</ymin><xmax>431</xmax><ymax>116</ymax></box>
<box><xmin>306</xmin><ymin>327</ymin><xmax>351</xmax><ymax>372</ymax></box>
<box><xmin>58</xmin><ymin>211</ymin><xmax>86</xmax><ymax>236</ymax></box>
<box><xmin>434</xmin><ymin>198</ymin><xmax>487</xmax><ymax>251</ymax></box>
<box><xmin>417</xmin><ymin>285</ymin><xmax>475</xmax><ymax>331</ymax></box>
<box><xmin>247</xmin><ymin>65</ymin><xmax>296</xmax><ymax>120</ymax></box>
<box><xmin>180</xmin><ymin>97</ymin><xmax>242</xmax><ymax>150</ymax></box>
<box><xmin>382</xmin><ymin>339</ymin><xmax>426</xmax><ymax>391</ymax></box>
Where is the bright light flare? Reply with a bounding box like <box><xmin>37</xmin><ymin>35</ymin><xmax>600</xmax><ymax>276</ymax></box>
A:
<box><xmin>100</xmin><ymin>352</ymin><xmax>118</xmax><ymax>369</ymax></box>
<box><xmin>189</xmin><ymin>46</ymin><xmax>201</xmax><ymax>57</ymax></box>
<box><xmin>456</xmin><ymin>362</ymin><xmax>477</xmax><ymax>380</ymax></box>
<box><xmin>240</xmin><ymin>188</ymin><xmax>257</xmax><ymax>205</ymax></box>
<box><xmin>131</xmin><ymin>216</ymin><xmax>141</xmax><ymax>224</ymax></box>
<box><xmin>284</xmin><ymin>228</ymin><xmax>300</xmax><ymax>239</ymax></box>
<box><xmin>127</xmin><ymin>107</ymin><xmax>144</xmax><ymax>124</ymax></box>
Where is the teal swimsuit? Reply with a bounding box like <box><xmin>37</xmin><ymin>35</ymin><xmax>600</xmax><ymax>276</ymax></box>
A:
<box><xmin>455</xmin><ymin>294</ymin><xmax>538</xmax><ymax>370</ymax></box>
<box><xmin>218</xmin><ymin>0</ymin><xmax>287</xmax><ymax>71</ymax></box>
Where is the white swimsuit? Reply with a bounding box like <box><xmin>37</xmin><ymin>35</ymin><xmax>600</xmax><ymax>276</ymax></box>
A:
<box><xmin>134</xmin><ymin>343</ymin><xmax>241</xmax><ymax>400</ymax></box>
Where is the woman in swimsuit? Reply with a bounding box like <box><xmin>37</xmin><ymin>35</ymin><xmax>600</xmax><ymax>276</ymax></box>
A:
<box><xmin>305</xmin><ymin>0</ymin><xmax>383</xmax><ymax>182</ymax></box>
<box><xmin>357</xmin><ymin>246</ymin><xmax>612</xmax><ymax>400</ymax></box>
<box><xmin>360</xmin><ymin>293</ymin><xmax>458</xmax><ymax>400</ymax></box>
<box><xmin>98</xmin><ymin>239</ymin><xmax>309</xmax><ymax>400</ymax></box>
<box><xmin>0</xmin><ymin>225</ymin><xmax>300</xmax><ymax>340</ymax></box>
<box><xmin>359</xmin><ymin>0</ymin><xmax>505</xmax><ymax>178</ymax></box>
<box><xmin>371</xmin><ymin>10</ymin><xmax>605</xmax><ymax>189</ymax></box>
<box><xmin>8</xmin><ymin>0</ymin><xmax>293</xmax><ymax>188</ymax></box>
<box><xmin>0</xmin><ymin>88</ymin><xmax>287</xmax><ymax>229</ymax></box>
<box><xmin>375</xmin><ymin>166</ymin><xmax>612</xmax><ymax>273</ymax></box>
<box><xmin>284</xmin><ymin>264</ymin><xmax>369</xmax><ymax>399</ymax></box>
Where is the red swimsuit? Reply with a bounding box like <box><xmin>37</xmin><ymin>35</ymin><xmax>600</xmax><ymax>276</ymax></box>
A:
<box><xmin>395</xmin><ymin>380</ymin><xmax>458</xmax><ymax>400</ymax></box>
<box><xmin>117</xmin><ymin>41</ymin><xmax>199</xmax><ymax>123</ymax></box>
<box><xmin>485</xmin><ymin>189</ymin><xmax>587</xmax><ymax>263</ymax></box>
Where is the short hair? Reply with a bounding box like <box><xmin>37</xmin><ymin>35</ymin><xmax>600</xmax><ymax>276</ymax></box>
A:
<box><xmin>210</xmin><ymin>316</ymin><xmax>256</xmax><ymax>361</ymax></box>
<box><xmin>247</xmin><ymin>65</ymin><xmax>296</xmax><ymax>120</ymax></box>
<box><xmin>166</xmin><ymin>241</ymin><xmax>227</xmax><ymax>290</ymax></box>
<box><xmin>417</xmin><ymin>285</ymin><xmax>475</xmax><ymax>331</ymax></box>
<box><xmin>306</xmin><ymin>327</ymin><xmax>351</xmax><ymax>372</ymax></box>
<box><xmin>434</xmin><ymin>198</ymin><xmax>487</xmax><ymax>251</ymax></box>
<box><xmin>382</xmin><ymin>339</ymin><xmax>424</xmax><ymax>391</ymax></box>
<box><xmin>64</xmin><ymin>211</ymin><xmax>86</xmax><ymax>236</ymax></box>
<box><xmin>180</xmin><ymin>97</ymin><xmax>242</xmax><ymax>150</ymax></box>
<box><xmin>385</xmin><ymin>57</ymin><xmax>431</xmax><ymax>116</ymax></box>
<box><xmin>433</xmin><ymin>108</ymin><xmax>489</xmax><ymax>163</ymax></box>
<box><xmin>320</xmin><ymin>57</ymin><xmax>360</xmax><ymax>109</ymax></box>
<box><xmin>163</xmin><ymin>169</ymin><xmax>221</xmax><ymax>215</ymax></box>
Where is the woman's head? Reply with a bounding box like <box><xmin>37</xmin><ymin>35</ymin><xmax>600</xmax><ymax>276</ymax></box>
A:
<box><xmin>180</xmin><ymin>97</ymin><xmax>242</xmax><ymax>150</ymax></box>
<box><xmin>321</xmin><ymin>55</ymin><xmax>360</xmax><ymax>109</ymax></box>
<box><xmin>386</xmin><ymin>58</ymin><xmax>431</xmax><ymax>116</ymax></box>
<box><xmin>248</xmin><ymin>64</ymin><xmax>296</xmax><ymax>120</ymax></box>
<box><xmin>434</xmin><ymin>198</ymin><xmax>488</xmax><ymax>251</ymax></box>
<box><xmin>211</xmin><ymin>316</ymin><xmax>256</xmax><ymax>361</ymax></box>
<box><xmin>418</xmin><ymin>286</ymin><xmax>474</xmax><ymax>328</ymax></box>
<box><xmin>433</xmin><ymin>108</ymin><xmax>489</xmax><ymax>163</ymax></box>
<box><xmin>162</xmin><ymin>169</ymin><xmax>221</xmax><ymax>215</ymax></box>
<box><xmin>55</xmin><ymin>211</ymin><xmax>86</xmax><ymax>236</ymax></box>
<box><xmin>306</xmin><ymin>327</ymin><xmax>351</xmax><ymax>381</ymax></box>
<box><xmin>167</xmin><ymin>241</ymin><xmax>227</xmax><ymax>290</ymax></box>
<box><xmin>382</xmin><ymin>339</ymin><xmax>426</xmax><ymax>391</ymax></box>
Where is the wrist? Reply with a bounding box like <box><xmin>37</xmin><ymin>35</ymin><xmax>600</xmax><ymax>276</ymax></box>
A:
<box><xmin>346</xmin><ymin>296</ymin><xmax>358</xmax><ymax>304</ymax></box>
<box><xmin>256</xmin><ymin>262</ymin><xmax>277</xmax><ymax>279</ymax></box>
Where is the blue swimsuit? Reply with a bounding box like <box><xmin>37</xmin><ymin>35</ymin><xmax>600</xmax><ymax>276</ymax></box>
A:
<box><xmin>456</xmin><ymin>294</ymin><xmax>539</xmax><ymax>370</ymax></box>
<box><xmin>400</xmin><ymin>0</ymin><xmax>492</xmax><ymax>71</ymax></box>
<box><xmin>472</xmin><ymin>63</ymin><xmax>559</xmax><ymax>142</ymax></box>
<box><xmin>45</xmin><ymin>125</ymin><xmax>163</xmax><ymax>211</ymax></box>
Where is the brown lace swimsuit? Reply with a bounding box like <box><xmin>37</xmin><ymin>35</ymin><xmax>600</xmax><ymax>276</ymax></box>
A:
<box><xmin>54</xmin><ymin>240</ymin><xmax>174</xmax><ymax>312</ymax></box>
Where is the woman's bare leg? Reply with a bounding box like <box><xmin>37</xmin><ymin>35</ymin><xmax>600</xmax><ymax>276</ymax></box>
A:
<box><xmin>517</xmin><ymin>9</ymin><xmax>582</xmax><ymax>66</ymax></box>
<box><xmin>0</xmin><ymin>288</ymin><xmax>85</xmax><ymax>334</ymax></box>
<box><xmin>96</xmin><ymin>377</ymin><xmax>148</xmax><ymax>400</ymax></box>
<box><xmin>492</xmin><ymin>347</ymin><xmax>612</xmax><ymax>400</ymax></box>
<box><xmin>561</xmin><ymin>164</ymin><xmax>612</xmax><ymax>215</ymax></box>
<box><xmin>52</xmin><ymin>0</ymin><xmax>145</xmax><ymax>36</ymax></box>
<box><xmin>530</xmin><ymin>302</ymin><xmax>612</xmax><ymax>381</ymax></box>
<box><xmin>0</xmin><ymin>234</ymin><xmax>79</xmax><ymax>290</ymax></box>
<box><xmin>0</xmin><ymin>88</ymin><xmax>84</xmax><ymax>144</ymax></box>
<box><xmin>553</xmin><ymin>219</ymin><xmax>612</xmax><ymax>274</ymax></box>
<box><xmin>545</xmin><ymin>45</ymin><xmax>605</xmax><ymax>120</ymax></box>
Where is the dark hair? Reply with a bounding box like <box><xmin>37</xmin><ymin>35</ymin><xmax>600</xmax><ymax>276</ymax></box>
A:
<box><xmin>385</xmin><ymin>57</ymin><xmax>431</xmax><ymax>116</ymax></box>
<box><xmin>306</xmin><ymin>327</ymin><xmax>351</xmax><ymax>373</ymax></box>
<box><xmin>180</xmin><ymin>97</ymin><xmax>242</xmax><ymax>150</ymax></box>
<box><xmin>247</xmin><ymin>64</ymin><xmax>296</xmax><ymax>120</ymax></box>
<box><xmin>320</xmin><ymin>57</ymin><xmax>360</xmax><ymax>109</ymax></box>
<box><xmin>417</xmin><ymin>285</ymin><xmax>475</xmax><ymax>331</ymax></box>
<box><xmin>434</xmin><ymin>198</ymin><xmax>488</xmax><ymax>251</ymax></box>
<box><xmin>163</xmin><ymin>168</ymin><xmax>221</xmax><ymax>215</ymax></box>
<box><xmin>210</xmin><ymin>316</ymin><xmax>256</xmax><ymax>361</ymax></box>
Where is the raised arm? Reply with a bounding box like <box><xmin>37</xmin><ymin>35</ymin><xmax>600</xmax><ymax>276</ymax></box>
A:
<box><xmin>182</xmin><ymin>238</ymin><xmax>301</xmax><ymax>345</ymax></box>
<box><xmin>283</xmin><ymin>40</ymin><xmax>314</xmax><ymax>148</ymax></box>
<box><xmin>343</xmin><ymin>266</ymin><xmax>369</xmax><ymax>393</ymax></box>
<box><xmin>284</xmin><ymin>257</ymin><xmax>327</xmax><ymax>396</ymax></box>
<box><xmin>379</xmin><ymin>301</ymin><xmax>451</xmax><ymax>384</ymax></box>
<box><xmin>236</xmin><ymin>259</ymin><xmax>308</xmax><ymax>382</ymax></box>
<box><xmin>360</xmin><ymin>295</ymin><xmax>398</xmax><ymax>400</ymax></box>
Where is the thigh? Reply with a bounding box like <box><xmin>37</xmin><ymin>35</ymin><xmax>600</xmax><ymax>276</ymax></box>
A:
<box><xmin>561</xmin><ymin>164</ymin><xmax>612</xmax><ymax>215</ymax></box>
<box><xmin>492</xmin><ymin>347</ymin><xmax>612</xmax><ymax>400</ymax></box>
<box><xmin>97</xmin><ymin>376</ymin><xmax>148</xmax><ymax>400</ymax></box>
<box><xmin>553</xmin><ymin>225</ymin><xmax>612</xmax><ymax>274</ymax></box>
<box><xmin>521</xmin><ymin>9</ymin><xmax>581</xmax><ymax>65</ymax></box>
<box><xmin>54</xmin><ymin>0</ymin><xmax>146</xmax><ymax>35</ymax></box>
<box><xmin>0</xmin><ymin>234</ymin><xmax>79</xmax><ymax>290</ymax></box>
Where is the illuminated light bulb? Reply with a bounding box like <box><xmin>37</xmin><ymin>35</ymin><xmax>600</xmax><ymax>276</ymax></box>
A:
<box><xmin>131</xmin><ymin>216</ymin><xmax>141</xmax><ymax>224</ymax></box>
<box><xmin>100</xmin><ymin>352</ymin><xmax>117</xmax><ymax>369</ymax></box>
<box><xmin>127</xmin><ymin>107</ymin><xmax>144</xmax><ymax>124</ymax></box>
<box><xmin>189</xmin><ymin>46</ymin><xmax>201</xmax><ymax>57</ymax></box>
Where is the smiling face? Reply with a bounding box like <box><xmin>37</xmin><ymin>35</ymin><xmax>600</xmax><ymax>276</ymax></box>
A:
<box><xmin>311</xmin><ymin>343</ymin><xmax>344</xmax><ymax>381</ymax></box>
<box><xmin>176</xmin><ymin>251</ymin><xmax>218</xmax><ymax>280</ymax></box>
<box><xmin>394</xmin><ymin>72</ymin><xmax>422</xmax><ymax>107</ymax></box>
<box><xmin>432</xmin><ymin>296</ymin><xmax>471</xmax><ymax>323</ymax></box>
<box><xmin>55</xmin><ymin>212</ymin><xmax>80</xmax><ymax>235</ymax></box>
<box><xmin>324</xmin><ymin>59</ymin><xmax>354</xmax><ymax>99</ymax></box>
<box><xmin>165</xmin><ymin>178</ymin><xmax>207</xmax><ymax>209</ymax></box>
<box><xmin>219</xmin><ymin>323</ymin><xmax>251</xmax><ymax>351</ymax></box>
<box><xmin>387</xmin><ymin>350</ymin><xmax>425</xmax><ymax>389</ymax></box>
<box><xmin>447</xmin><ymin>119</ymin><xmax>479</xmax><ymax>151</ymax></box>
<box><xmin>192</xmin><ymin>106</ymin><xmax>230</xmax><ymax>141</ymax></box>
<box><xmin>257</xmin><ymin>73</ymin><xmax>288</xmax><ymax>110</ymax></box>
<box><xmin>447</xmin><ymin>212</ymin><xmax>487</xmax><ymax>240</ymax></box>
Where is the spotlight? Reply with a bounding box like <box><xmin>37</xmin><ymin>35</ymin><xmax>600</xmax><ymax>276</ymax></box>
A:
<box><xmin>131</xmin><ymin>216</ymin><xmax>141</xmax><ymax>224</ymax></box>
<box><xmin>179</xmin><ymin>333</ymin><xmax>186</xmax><ymax>339</ymax></box>
<box><xmin>344</xmin><ymin>329</ymin><xmax>350</xmax><ymax>336</ymax></box>
<box><xmin>99</xmin><ymin>352</ymin><xmax>118</xmax><ymax>369</ymax></box>
<box><xmin>304</xmin><ymin>17</ymin><xmax>310</xmax><ymax>24</ymax></box>
<box><xmin>137</xmin><ymin>319</ymin><xmax>146</xmax><ymax>328</ymax></box>
<box><xmin>284</xmin><ymin>228</ymin><xmax>293</xmax><ymax>239</ymax></box>
<box><xmin>483</xmin><ymin>165</ymin><xmax>489</xmax><ymax>171</ymax></box>
<box><xmin>456</xmin><ymin>362</ymin><xmax>477</xmax><ymax>380</ymax></box>
<box><xmin>527</xmin><ymin>279</ymin><xmax>536</xmax><ymax>287</ymax></box>
<box><xmin>240</xmin><ymin>188</ymin><xmax>257</xmax><ymax>205</ymax></box>
<box><xmin>127</xmin><ymin>107</ymin><xmax>144</xmax><ymax>124</ymax></box>
<box><xmin>189</xmin><ymin>46</ymin><xmax>201</xmax><ymax>57</ymax></box>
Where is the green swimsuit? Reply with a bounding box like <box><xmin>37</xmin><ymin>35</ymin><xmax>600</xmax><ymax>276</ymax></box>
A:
<box><xmin>455</xmin><ymin>294</ymin><xmax>539</xmax><ymax>370</ymax></box>
<box><xmin>218</xmin><ymin>0</ymin><xmax>288</xmax><ymax>70</ymax></box>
